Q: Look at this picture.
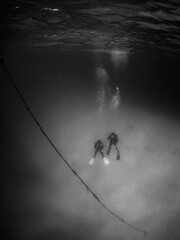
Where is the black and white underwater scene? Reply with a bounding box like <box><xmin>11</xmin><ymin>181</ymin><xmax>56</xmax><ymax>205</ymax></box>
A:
<box><xmin>1</xmin><ymin>1</ymin><xmax>180</xmax><ymax>240</ymax></box>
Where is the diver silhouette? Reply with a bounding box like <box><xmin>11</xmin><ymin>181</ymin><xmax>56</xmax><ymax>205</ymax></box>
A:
<box><xmin>89</xmin><ymin>140</ymin><xmax>109</xmax><ymax>165</ymax></box>
<box><xmin>106</xmin><ymin>132</ymin><xmax>120</xmax><ymax>160</ymax></box>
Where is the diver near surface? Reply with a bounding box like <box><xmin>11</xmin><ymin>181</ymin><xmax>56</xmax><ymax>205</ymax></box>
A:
<box><xmin>106</xmin><ymin>132</ymin><xmax>120</xmax><ymax>160</ymax></box>
<box><xmin>89</xmin><ymin>140</ymin><xmax>109</xmax><ymax>165</ymax></box>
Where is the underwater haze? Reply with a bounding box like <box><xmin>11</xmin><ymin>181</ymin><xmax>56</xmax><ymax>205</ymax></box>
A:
<box><xmin>1</xmin><ymin>1</ymin><xmax>180</xmax><ymax>240</ymax></box>
<box><xmin>2</xmin><ymin>49</ymin><xmax>180</xmax><ymax>240</ymax></box>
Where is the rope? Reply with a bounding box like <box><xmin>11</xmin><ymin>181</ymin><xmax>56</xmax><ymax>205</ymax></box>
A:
<box><xmin>1</xmin><ymin>62</ymin><xmax>148</xmax><ymax>237</ymax></box>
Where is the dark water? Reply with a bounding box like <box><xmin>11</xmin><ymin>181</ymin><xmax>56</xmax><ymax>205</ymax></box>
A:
<box><xmin>1</xmin><ymin>0</ymin><xmax>180</xmax><ymax>57</ymax></box>
<box><xmin>1</xmin><ymin>1</ymin><xmax>180</xmax><ymax>240</ymax></box>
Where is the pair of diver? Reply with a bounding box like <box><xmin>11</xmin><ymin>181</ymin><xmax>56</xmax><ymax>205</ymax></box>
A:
<box><xmin>89</xmin><ymin>132</ymin><xmax>120</xmax><ymax>165</ymax></box>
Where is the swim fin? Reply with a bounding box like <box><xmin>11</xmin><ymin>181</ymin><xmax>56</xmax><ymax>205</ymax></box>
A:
<box><xmin>89</xmin><ymin>158</ymin><xmax>95</xmax><ymax>165</ymax></box>
<box><xmin>103</xmin><ymin>157</ymin><xmax>109</xmax><ymax>165</ymax></box>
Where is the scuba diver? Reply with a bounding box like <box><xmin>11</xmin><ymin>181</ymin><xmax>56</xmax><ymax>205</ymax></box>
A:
<box><xmin>89</xmin><ymin>140</ymin><xmax>109</xmax><ymax>165</ymax></box>
<box><xmin>106</xmin><ymin>132</ymin><xmax>120</xmax><ymax>160</ymax></box>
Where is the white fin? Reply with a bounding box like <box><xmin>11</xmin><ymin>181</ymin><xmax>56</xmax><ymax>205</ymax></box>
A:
<box><xmin>103</xmin><ymin>158</ymin><xmax>109</xmax><ymax>165</ymax></box>
<box><xmin>89</xmin><ymin>158</ymin><xmax>95</xmax><ymax>165</ymax></box>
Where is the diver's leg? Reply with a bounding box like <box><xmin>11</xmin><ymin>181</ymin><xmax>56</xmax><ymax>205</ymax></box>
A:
<box><xmin>100</xmin><ymin>150</ymin><xmax>105</xmax><ymax>158</ymax></box>
<box><xmin>94</xmin><ymin>149</ymin><xmax>99</xmax><ymax>158</ymax></box>
<box><xmin>100</xmin><ymin>150</ymin><xmax>109</xmax><ymax>164</ymax></box>
<box><xmin>89</xmin><ymin>149</ymin><xmax>98</xmax><ymax>165</ymax></box>
<box><xmin>106</xmin><ymin>144</ymin><xmax>111</xmax><ymax>155</ymax></box>
<box><xmin>115</xmin><ymin>145</ymin><xmax>120</xmax><ymax>160</ymax></box>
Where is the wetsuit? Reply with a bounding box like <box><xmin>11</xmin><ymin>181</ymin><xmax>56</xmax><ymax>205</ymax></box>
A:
<box><xmin>106</xmin><ymin>133</ymin><xmax>120</xmax><ymax>160</ymax></box>
<box><xmin>94</xmin><ymin>140</ymin><xmax>105</xmax><ymax>158</ymax></box>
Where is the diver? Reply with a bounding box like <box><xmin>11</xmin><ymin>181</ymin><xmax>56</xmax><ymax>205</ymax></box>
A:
<box><xmin>89</xmin><ymin>140</ymin><xmax>109</xmax><ymax>165</ymax></box>
<box><xmin>106</xmin><ymin>132</ymin><xmax>120</xmax><ymax>160</ymax></box>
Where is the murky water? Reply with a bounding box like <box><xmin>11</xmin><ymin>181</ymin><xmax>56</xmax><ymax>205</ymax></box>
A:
<box><xmin>1</xmin><ymin>1</ymin><xmax>180</xmax><ymax>240</ymax></box>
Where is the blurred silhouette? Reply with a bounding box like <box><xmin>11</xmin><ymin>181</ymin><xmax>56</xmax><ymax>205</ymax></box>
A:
<box><xmin>106</xmin><ymin>132</ymin><xmax>120</xmax><ymax>160</ymax></box>
<box><xmin>89</xmin><ymin>140</ymin><xmax>109</xmax><ymax>165</ymax></box>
